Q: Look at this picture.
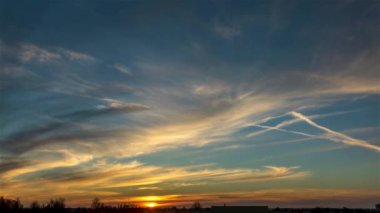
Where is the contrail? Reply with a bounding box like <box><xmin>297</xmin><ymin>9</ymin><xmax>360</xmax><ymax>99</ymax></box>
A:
<box><xmin>245</xmin><ymin>110</ymin><xmax>359</xmax><ymax>139</ymax></box>
<box><xmin>254</xmin><ymin>124</ymin><xmax>316</xmax><ymax>138</ymax></box>
<box><xmin>290</xmin><ymin>111</ymin><xmax>380</xmax><ymax>153</ymax></box>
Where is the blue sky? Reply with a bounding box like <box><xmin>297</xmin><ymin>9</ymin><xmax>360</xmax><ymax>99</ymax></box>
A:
<box><xmin>0</xmin><ymin>0</ymin><xmax>379</xmax><ymax>208</ymax></box>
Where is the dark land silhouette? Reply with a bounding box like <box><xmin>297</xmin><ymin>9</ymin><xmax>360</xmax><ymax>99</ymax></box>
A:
<box><xmin>1</xmin><ymin>196</ymin><xmax>379</xmax><ymax>213</ymax></box>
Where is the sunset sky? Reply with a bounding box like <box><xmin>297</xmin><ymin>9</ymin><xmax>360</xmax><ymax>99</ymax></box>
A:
<box><xmin>0</xmin><ymin>0</ymin><xmax>379</xmax><ymax>208</ymax></box>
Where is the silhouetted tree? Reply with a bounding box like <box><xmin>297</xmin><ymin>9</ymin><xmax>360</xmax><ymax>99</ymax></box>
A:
<box><xmin>119</xmin><ymin>202</ymin><xmax>139</xmax><ymax>209</ymax></box>
<box><xmin>191</xmin><ymin>201</ymin><xmax>202</xmax><ymax>210</ymax></box>
<box><xmin>30</xmin><ymin>201</ymin><xmax>40</xmax><ymax>209</ymax></box>
<box><xmin>91</xmin><ymin>197</ymin><xmax>104</xmax><ymax>209</ymax></box>
<box><xmin>0</xmin><ymin>196</ymin><xmax>23</xmax><ymax>211</ymax></box>
<box><xmin>45</xmin><ymin>198</ymin><xmax>65</xmax><ymax>213</ymax></box>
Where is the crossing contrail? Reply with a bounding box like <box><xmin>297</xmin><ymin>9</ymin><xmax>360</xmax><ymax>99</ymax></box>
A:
<box><xmin>290</xmin><ymin>111</ymin><xmax>380</xmax><ymax>153</ymax></box>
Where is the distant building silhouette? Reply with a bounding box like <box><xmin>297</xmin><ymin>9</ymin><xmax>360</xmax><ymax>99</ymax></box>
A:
<box><xmin>211</xmin><ymin>206</ymin><xmax>269</xmax><ymax>213</ymax></box>
<box><xmin>376</xmin><ymin>203</ymin><xmax>380</xmax><ymax>212</ymax></box>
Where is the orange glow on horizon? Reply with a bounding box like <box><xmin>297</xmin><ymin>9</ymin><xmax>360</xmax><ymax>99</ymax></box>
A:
<box><xmin>146</xmin><ymin>202</ymin><xmax>157</xmax><ymax>208</ymax></box>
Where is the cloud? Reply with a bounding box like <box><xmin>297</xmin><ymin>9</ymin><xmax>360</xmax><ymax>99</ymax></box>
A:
<box><xmin>192</xmin><ymin>82</ymin><xmax>229</xmax><ymax>96</ymax></box>
<box><xmin>245</xmin><ymin>113</ymin><xmax>315</xmax><ymax>139</ymax></box>
<box><xmin>1</xmin><ymin>41</ymin><xmax>96</xmax><ymax>63</ymax></box>
<box><xmin>111</xmin><ymin>94</ymin><xmax>288</xmax><ymax>159</ymax></box>
<box><xmin>20</xmin><ymin>44</ymin><xmax>62</xmax><ymax>62</ymax></box>
<box><xmin>307</xmin><ymin>73</ymin><xmax>380</xmax><ymax>95</ymax></box>
<box><xmin>0</xmin><ymin>64</ymin><xmax>35</xmax><ymax>78</ymax></box>
<box><xmin>343</xmin><ymin>126</ymin><xmax>380</xmax><ymax>135</ymax></box>
<box><xmin>138</xmin><ymin>186</ymin><xmax>161</xmax><ymax>190</ymax></box>
<box><xmin>253</xmin><ymin>124</ymin><xmax>316</xmax><ymax>138</ymax></box>
<box><xmin>290</xmin><ymin>111</ymin><xmax>380</xmax><ymax>152</ymax></box>
<box><xmin>0</xmin><ymin>149</ymin><xmax>94</xmax><ymax>179</ymax></box>
<box><xmin>121</xmin><ymin>189</ymin><xmax>379</xmax><ymax>208</ymax></box>
<box><xmin>59</xmin><ymin>49</ymin><xmax>96</xmax><ymax>62</ymax></box>
<box><xmin>0</xmin><ymin>159</ymin><xmax>30</xmax><ymax>175</ymax></box>
<box><xmin>1</xmin><ymin>2</ymin><xmax>379</xmax><ymax>208</ymax></box>
<box><xmin>241</xmin><ymin>110</ymin><xmax>380</xmax><ymax>153</ymax></box>
<box><xmin>47</xmin><ymin>73</ymin><xmax>138</xmax><ymax>100</ymax></box>
<box><xmin>61</xmin><ymin>101</ymin><xmax>149</xmax><ymax>121</ymax></box>
<box><xmin>244</xmin><ymin>109</ymin><xmax>364</xmax><ymax>139</ymax></box>
<box><xmin>101</xmin><ymin>98</ymin><xmax>147</xmax><ymax>110</ymax></box>
<box><xmin>213</xmin><ymin>144</ymin><xmax>243</xmax><ymax>151</ymax></box>
<box><xmin>0</xmin><ymin>101</ymin><xmax>149</xmax><ymax>154</ymax></box>
<box><xmin>214</xmin><ymin>24</ymin><xmax>241</xmax><ymax>39</ymax></box>
<box><xmin>20</xmin><ymin>188</ymin><xmax>377</xmax><ymax>208</ymax></box>
<box><xmin>113</xmin><ymin>64</ymin><xmax>133</xmax><ymax>75</ymax></box>
<box><xmin>100</xmin><ymin>164</ymin><xmax>307</xmax><ymax>188</ymax></box>
<box><xmin>0</xmin><ymin>159</ymin><xmax>308</xmax><ymax>205</ymax></box>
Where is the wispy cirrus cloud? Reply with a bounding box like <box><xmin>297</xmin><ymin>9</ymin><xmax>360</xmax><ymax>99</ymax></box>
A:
<box><xmin>1</xmin><ymin>41</ymin><xmax>96</xmax><ymax>63</ymax></box>
<box><xmin>0</xmin><ymin>101</ymin><xmax>149</xmax><ymax>154</ymax></box>
<box><xmin>58</xmin><ymin>49</ymin><xmax>96</xmax><ymax>62</ymax></box>
<box><xmin>113</xmin><ymin>63</ymin><xmax>133</xmax><ymax>75</ymax></box>
<box><xmin>20</xmin><ymin>43</ymin><xmax>62</xmax><ymax>62</ymax></box>
<box><xmin>0</xmin><ymin>159</ymin><xmax>308</xmax><ymax>204</ymax></box>
<box><xmin>0</xmin><ymin>159</ymin><xmax>30</xmax><ymax>176</ymax></box>
<box><xmin>0</xmin><ymin>149</ymin><xmax>94</xmax><ymax>179</ymax></box>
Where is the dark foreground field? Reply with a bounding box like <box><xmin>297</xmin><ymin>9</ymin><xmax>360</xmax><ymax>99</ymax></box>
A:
<box><xmin>1</xmin><ymin>197</ymin><xmax>377</xmax><ymax>213</ymax></box>
<box><xmin>0</xmin><ymin>207</ymin><xmax>378</xmax><ymax>213</ymax></box>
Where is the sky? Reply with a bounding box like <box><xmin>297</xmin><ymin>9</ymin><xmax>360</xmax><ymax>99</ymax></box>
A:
<box><xmin>0</xmin><ymin>0</ymin><xmax>379</xmax><ymax>209</ymax></box>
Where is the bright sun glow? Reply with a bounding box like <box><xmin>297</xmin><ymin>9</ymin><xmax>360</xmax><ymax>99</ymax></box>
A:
<box><xmin>147</xmin><ymin>202</ymin><xmax>156</xmax><ymax>208</ymax></box>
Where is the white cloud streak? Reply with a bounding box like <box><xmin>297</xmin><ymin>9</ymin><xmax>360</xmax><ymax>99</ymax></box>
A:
<box><xmin>2</xmin><ymin>42</ymin><xmax>96</xmax><ymax>63</ymax></box>
<box><xmin>59</xmin><ymin>49</ymin><xmax>96</xmax><ymax>62</ymax></box>
<box><xmin>20</xmin><ymin>44</ymin><xmax>62</xmax><ymax>62</ymax></box>
<box><xmin>290</xmin><ymin>111</ymin><xmax>380</xmax><ymax>152</ymax></box>
<box><xmin>113</xmin><ymin>63</ymin><xmax>133</xmax><ymax>75</ymax></box>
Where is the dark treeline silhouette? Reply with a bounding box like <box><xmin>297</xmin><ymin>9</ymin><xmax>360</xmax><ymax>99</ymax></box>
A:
<box><xmin>0</xmin><ymin>196</ymin><xmax>378</xmax><ymax>213</ymax></box>
<box><xmin>0</xmin><ymin>197</ymin><xmax>23</xmax><ymax>210</ymax></box>
<box><xmin>272</xmin><ymin>207</ymin><xmax>378</xmax><ymax>213</ymax></box>
<box><xmin>0</xmin><ymin>197</ymin><xmax>151</xmax><ymax>213</ymax></box>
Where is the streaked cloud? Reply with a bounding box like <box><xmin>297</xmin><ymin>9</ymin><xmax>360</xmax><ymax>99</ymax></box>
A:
<box><xmin>113</xmin><ymin>63</ymin><xmax>133</xmax><ymax>75</ymax></box>
<box><xmin>20</xmin><ymin>43</ymin><xmax>62</xmax><ymax>62</ymax></box>
<box><xmin>290</xmin><ymin>111</ymin><xmax>380</xmax><ymax>152</ymax></box>
<box><xmin>58</xmin><ymin>49</ymin><xmax>96</xmax><ymax>62</ymax></box>
<box><xmin>0</xmin><ymin>101</ymin><xmax>149</xmax><ymax>154</ymax></box>
<box><xmin>1</xmin><ymin>41</ymin><xmax>96</xmax><ymax>63</ymax></box>
<box><xmin>72</xmin><ymin>189</ymin><xmax>380</xmax><ymax>208</ymax></box>
<box><xmin>0</xmin><ymin>159</ymin><xmax>308</xmax><ymax>205</ymax></box>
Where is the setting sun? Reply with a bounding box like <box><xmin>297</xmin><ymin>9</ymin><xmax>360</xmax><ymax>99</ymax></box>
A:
<box><xmin>146</xmin><ymin>202</ymin><xmax>157</xmax><ymax>208</ymax></box>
